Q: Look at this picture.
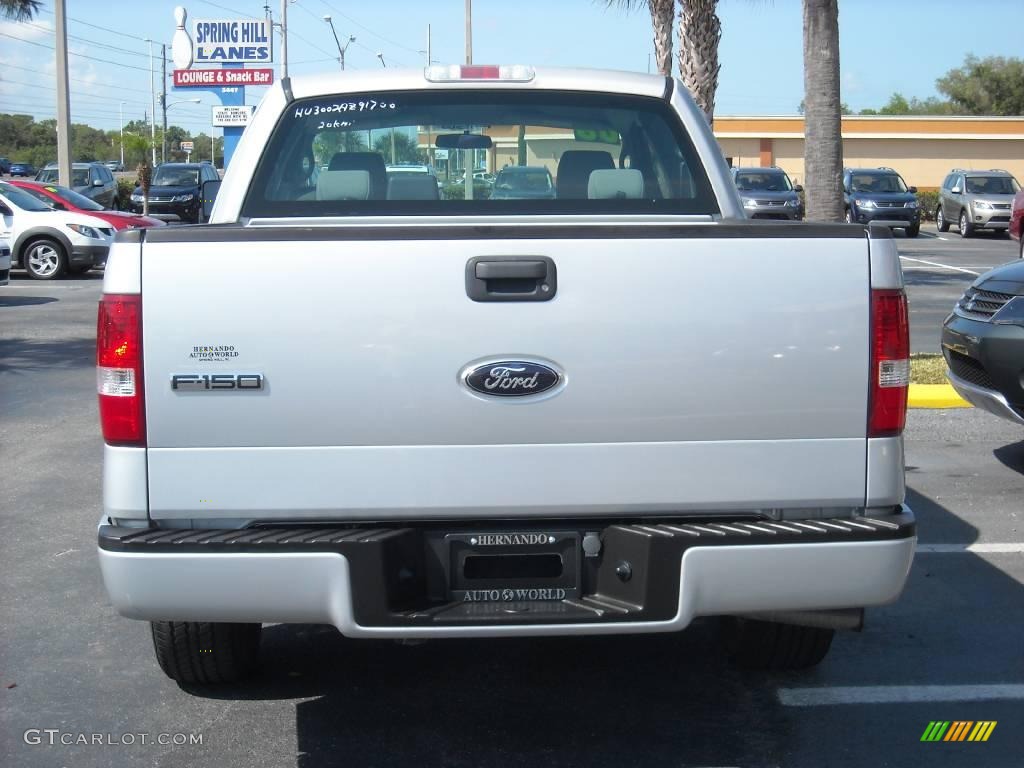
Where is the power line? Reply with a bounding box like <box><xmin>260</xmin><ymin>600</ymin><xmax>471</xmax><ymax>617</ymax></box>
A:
<box><xmin>20</xmin><ymin>20</ymin><xmax>154</xmax><ymax>60</ymax></box>
<box><xmin>0</xmin><ymin>31</ymin><xmax>155</xmax><ymax>73</ymax></box>
<box><xmin>1</xmin><ymin>62</ymin><xmax>154</xmax><ymax>96</ymax></box>
<box><xmin>317</xmin><ymin>0</ymin><xmax>421</xmax><ymax>56</ymax></box>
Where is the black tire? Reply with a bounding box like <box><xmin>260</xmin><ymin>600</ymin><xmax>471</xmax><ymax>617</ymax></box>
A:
<box><xmin>844</xmin><ymin>208</ymin><xmax>853</xmax><ymax>224</ymax></box>
<box><xmin>905</xmin><ymin>223</ymin><xmax>920</xmax><ymax>238</ymax></box>
<box><xmin>959</xmin><ymin>210</ymin><xmax>973</xmax><ymax>238</ymax></box>
<box><xmin>721</xmin><ymin>617</ymin><xmax>835</xmax><ymax>670</ymax></box>
<box><xmin>150</xmin><ymin>621</ymin><xmax>261</xmax><ymax>684</ymax></box>
<box><xmin>22</xmin><ymin>237</ymin><xmax>67</xmax><ymax>280</ymax></box>
<box><xmin>936</xmin><ymin>207</ymin><xmax>950</xmax><ymax>232</ymax></box>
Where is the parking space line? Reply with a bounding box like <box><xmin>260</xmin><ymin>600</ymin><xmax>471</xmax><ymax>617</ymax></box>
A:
<box><xmin>778</xmin><ymin>684</ymin><xmax>1024</xmax><ymax>707</ymax></box>
<box><xmin>916</xmin><ymin>543</ymin><xmax>1024</xmax><ymax>554</ymax></box>
<box><xmin>899</xmin><ymin>256</ymin><xmax>981</xmax><ymax>276</ymax></box>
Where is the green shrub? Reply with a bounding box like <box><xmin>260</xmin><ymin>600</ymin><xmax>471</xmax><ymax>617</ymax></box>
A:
<box><xmin>116</xmin><ymin>177</ymin><xmax>136</xmax><ymax>202</ymax></box>
<box><xmin>915</xmin><ymin>189</ymin><xmax>940</xmax><ymax>221</ymax></box>
<box><xmin>442</xmin><ymin>182</ymin><xmax>492</xmax><ymax>200</ymax></box>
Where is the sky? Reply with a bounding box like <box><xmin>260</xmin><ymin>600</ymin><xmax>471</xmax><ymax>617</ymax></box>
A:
<box><xmin>0</xmin><ymin>0</ymin><xmax>1021</xmax><ymax>135</ymax></box>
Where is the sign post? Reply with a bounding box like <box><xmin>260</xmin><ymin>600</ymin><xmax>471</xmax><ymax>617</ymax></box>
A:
<box><xmin>170</xmin><ymin>7</ymin><xmax>273</xmax><ymax>170</ymax></box>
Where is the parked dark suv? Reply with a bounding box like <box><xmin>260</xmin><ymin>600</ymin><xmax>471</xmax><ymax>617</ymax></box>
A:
<box><xmin>843</xmin><ymin>167</ymin><xmax>920</xmax><ymax>237</ymax></box>
<box><xmin>35</xmin><ymin>162</ymin><xmax>120</xmax><ymax>209</ymax></box>
<box><xmin>731</xmin><ymin>166</ymin><xmax>803</xmax><ymax>220</ymax></box>
<box><xmin>130</xmin><ymin>162</ymin><xmax>218</xmax><ymax>223</ymax></box>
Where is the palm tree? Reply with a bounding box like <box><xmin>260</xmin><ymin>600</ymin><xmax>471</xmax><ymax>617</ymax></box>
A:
<box><xmin>0</xmin><ymin>0</ymin><xmax>40</xmax><ymax>21</ymax></box>
<box><xmin>677</xmin><ymin>0</ymin><xmax>721</xmax><ymax>123</ymax></box>
<box><xmin>603</xmin><ymin>0</ymin><xmax>675</xmax><ymax>76</ymax></box>
<box><xmin>802</xmin><ymin>0</ymin><xmax>844</xmax><ymax>221</ymax></box>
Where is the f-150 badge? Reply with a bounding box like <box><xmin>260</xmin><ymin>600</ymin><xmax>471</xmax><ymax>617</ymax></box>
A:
<box><xmin>463</xmin><ymin>360</ymin><xmax>561</xmax><ymax>398</ymax></box>
<box><xmin>171</xmin><ymin>374</ymin><xmax>264</xmax><ymax>391</ymax></box>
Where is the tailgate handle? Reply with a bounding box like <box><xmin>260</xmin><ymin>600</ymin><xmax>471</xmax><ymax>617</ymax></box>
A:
<box><xmin>466</xmin><ymin>256</ymin><xmax>557</xmax><ymax>302</ymax></box>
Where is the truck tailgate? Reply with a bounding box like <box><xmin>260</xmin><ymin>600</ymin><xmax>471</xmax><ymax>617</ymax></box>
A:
<box><xmin>141</xmin><ymin>226</ymin><xmax>870</xmax><ymax>521</ymax></box>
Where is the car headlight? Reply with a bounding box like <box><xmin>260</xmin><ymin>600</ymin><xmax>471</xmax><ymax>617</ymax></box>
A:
<box><xmin>171</xmin><ymin>193</ymin><xmax>195</xmax><ymax>203</ymax></box>
<box><xmin>905</xmin><ymin>200</ymin><xmax>918</xmax><ymax>209</ymax></box>
<box><xmin>856</xmin><ymin>199</ymin><xmax>876</xmax><ymax>209</ymax></box>
<box><xmin>785</xmin><ymin>198</ymin><xmax>800</xmax><ymax>207</ymax></box>
<box><xmin>973</xmin><ymin>201</ymin><xmax>992</xmax><ymax>210</ymax></box>
<box><xmin>742</xmin><ymin>198</ymin><xmax>758</xmax><ymax>209</ymax></box>
<box><xmin>130</xmin><ymin>193</ymin><xmax>143</xmax><ymax>202</ymax></box>
<box><xmin>65</xmin><ymin>223</ymin><xmax>101</xmax><ymax>239</ymax></box>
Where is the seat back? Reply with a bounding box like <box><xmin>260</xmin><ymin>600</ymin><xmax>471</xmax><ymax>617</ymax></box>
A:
<box><xmin>387</xmin><ymin>174</ymin><xmax>440</xmax><ymax>200</ymax></box>
<box><xmin>328</xmin><ymin>152</ymin><xmax>387</xmax><ymax>199</ymax></box>
<box><xmin>555</xmin><ymin>150</ymin><xmax>615</xmax><ymax>199</ymax></box>
<box><xmin>316</xmin><ymin>170</ymin><xmax>370</xmax><ymax>201</ymax></box>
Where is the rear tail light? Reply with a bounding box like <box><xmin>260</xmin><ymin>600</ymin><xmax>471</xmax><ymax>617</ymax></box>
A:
<box><xmin>97</xmin><ymin>294</ymin><xmax>145</xmax><ymax>445</ymax></box>
<box><xmin>424</xmin><ymin>64</ymin><xmax>535</xmax><ymax>82</ymax></box>
<box><xmin>869</xmin><ymin>289</ymin><xmax>909</xmax><ymax>437</ymax></box>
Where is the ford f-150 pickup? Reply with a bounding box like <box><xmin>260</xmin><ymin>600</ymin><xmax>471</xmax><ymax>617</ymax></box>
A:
<box><xmin>96</xmin><ymin>65</ymin><xmax>915</xmax><ymax>684</ymax></box>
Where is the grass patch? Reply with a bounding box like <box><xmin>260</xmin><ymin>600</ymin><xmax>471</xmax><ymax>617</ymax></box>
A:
<box><xmin>910</xmin><ymin>353</ymin><xmax>948</xmax><ymax>384</ymax></box>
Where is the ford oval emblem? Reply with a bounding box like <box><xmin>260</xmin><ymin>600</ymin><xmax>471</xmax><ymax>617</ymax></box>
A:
<box><xmin>464</xmin><ymin>360</ymin><xmax>561</xmax><ymax>398</ymax></box>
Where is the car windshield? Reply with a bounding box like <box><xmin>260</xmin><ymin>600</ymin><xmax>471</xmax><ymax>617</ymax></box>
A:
<box><xmin>734</xmin><ymin>171</ymin><xmax>792</xmax><ymax>192</ymax></box>
<box><xmin>243</xmin><ymin>89</ymin><xmax>717</xmax><ymax>217</ymax></box>
<box><xmin>965</xmin><ymin>176</ymin><xmax>1020</xmax><ymax>195</ymax></box>
<box><xmin>37</xmin><ymin>168</ymin><xmax>90</xmax><ymax>187</ymax></box>
<box><xmin>0</xmin><ymin>181</ymin><xmax>56</xmax><ymax>212</ymax></box>
<box><xmin>851</xmin><ymin>173</ymin><xmax>908</xmax><ymax>193</ymax></box>
<box><xmin>153</xmin><ymin>167</ymin><xmax>199</xmax><ymax>186</ymax></box>
<box><xmin>495</xmin><ymin>168</ymin><xmax>553</xmax><ymax>191</ymax></box>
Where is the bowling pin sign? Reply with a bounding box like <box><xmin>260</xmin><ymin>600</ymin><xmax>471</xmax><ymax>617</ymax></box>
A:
<box><xmin>172</xmin><ymin>6</ymin><xmax>193</xmax><ymax>70</ymax></box>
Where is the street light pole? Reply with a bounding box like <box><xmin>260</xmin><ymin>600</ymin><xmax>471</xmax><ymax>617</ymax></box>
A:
<box><xmin>323</xmin><ymin>16</ymin><xmax>354</xmax><ymax>71</ymax></box>
<box><xmin>465</xmin><ymin>0</ymin><xmax>472</xmax><ymax>65</ymax></box>
<box><xmin>161</xmin><ymin>43</ymin><xmax>168</xmax><ymax>164</ymax></box>
<box><xmin>119</xmin><ymin>101</ymin><xmax>125</xmax><ymax>167</ymax></box>
<box><xmin>280</xmin><ymin>0</ymin><xmax>288</xmax><ymax>79</ymax></box>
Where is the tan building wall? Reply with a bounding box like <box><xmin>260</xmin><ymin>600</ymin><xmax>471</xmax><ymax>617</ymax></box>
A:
<box><xmin>715</xmin><ymin>116</ymin><xmax>1024</xmax><ymax>190</ymax></box>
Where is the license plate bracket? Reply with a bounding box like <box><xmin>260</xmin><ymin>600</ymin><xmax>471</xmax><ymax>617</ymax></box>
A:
<box><xmin>445</xmin><ymin>531</ymin><xmax>580</xmax><ymax>602</ymax></box>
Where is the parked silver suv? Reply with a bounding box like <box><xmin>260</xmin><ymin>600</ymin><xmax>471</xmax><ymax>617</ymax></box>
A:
<box><xmin>937</xmin><ymin>169</ymin><xmax>1020</xmax><ymax>238</ymax></box>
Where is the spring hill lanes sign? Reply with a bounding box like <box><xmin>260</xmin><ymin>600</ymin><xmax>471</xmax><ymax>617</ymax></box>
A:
<box><xmin>193</xmin><ymin>18</ymin><xmax>272</xmax><ymax>64</ymax></box>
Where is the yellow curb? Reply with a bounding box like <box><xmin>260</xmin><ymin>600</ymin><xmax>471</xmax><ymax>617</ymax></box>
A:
<box><xmin>908</xmin><ymin>383</ymin><xmax>971</xmax><ymax>409</ymax></box>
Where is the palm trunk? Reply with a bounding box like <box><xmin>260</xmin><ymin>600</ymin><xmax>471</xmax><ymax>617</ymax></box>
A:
<box><xmin>650</xmin><ymin>0</ymin><xmax>674</xmax><ymax>76</ymax></box>
<box><xmin>802</xmin><ymin>0</ymin><xmax>844</xmax><ymax>221</ymax></box>
<box><xmin>677</xmin><ymin>0</ymin><xmax>721</xmax><ymax>123</ymax></box>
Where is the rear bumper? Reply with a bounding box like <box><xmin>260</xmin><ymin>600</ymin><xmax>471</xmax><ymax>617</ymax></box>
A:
<box><xmin>98</xmin><ymin>509</ymin><xmax>916</xmax><ymax>637</ymax></box>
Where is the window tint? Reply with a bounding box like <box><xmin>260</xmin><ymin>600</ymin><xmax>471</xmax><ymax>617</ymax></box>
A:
<box><xmin>965</xmin><ymin>176</ymin><xmax>1019</xmax><ymax>195</ymax></box>
<box><xmin>242</xmin><ymin>90</ymin><xmax>718</xmax><ymax>218</ymax></box>
<box><xmin>734</xmin><ymin>171</ymin><xmax>792</xmax><ymax>192</ymax></box>
<box><xmin>850</xmin><ymin>173</ymin><xmax>908</xmax><ymax>194</ymax></box>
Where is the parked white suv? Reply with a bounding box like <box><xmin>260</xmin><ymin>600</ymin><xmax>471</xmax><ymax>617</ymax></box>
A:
<box><xmin>0</xmin><ymin>181</ymin><xmax>114</xmax><ymax>279</ymax></box>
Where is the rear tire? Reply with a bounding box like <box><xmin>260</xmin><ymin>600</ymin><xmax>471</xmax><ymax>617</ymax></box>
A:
<box><xmin>150</xmin><ymin>621</ymin><xmax>261</xmax><ymax>684</ymax></box>
<box><xmin>905</xmin><ymin>223</ymin><xmax>920</xmax><ymax>238</ymax></box>
<box><xmin>959</xmin><ymin>210</ymin><xmax>973</xmax><ymax>238</ymax></box>
<box><xmin>721</xmin><ymin>616</ymin><xmax>835</xmax><ymax>670</ymax></box>
<box><xmin>936</xmin><ymin>207</ymin><xmax>950</xmax><ymax>232</ymax></box>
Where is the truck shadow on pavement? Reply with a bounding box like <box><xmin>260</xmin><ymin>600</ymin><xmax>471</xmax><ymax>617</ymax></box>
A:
<box><xmin>0</xmin><ymin>295</ymin><xmax>58</xmax><ymax>307</ymax></box>
<box><xmin>171</xmin><ymin>487</ymin><xmax>1024</xmax><ymax>768</ymax></box>
<box><xmin>993</xmin><ymin>440</ymin><xmax>1024</xmax><ymax>476</ymax></box>
<box><xmin>0</xmin><ymin>336</ymin><xmax>95</xmax><ymax>373</ymax></box>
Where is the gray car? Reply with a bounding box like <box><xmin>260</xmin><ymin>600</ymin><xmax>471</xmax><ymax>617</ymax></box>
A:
<box><xmin>731</xmin><ymin>166</ymin><xmax>803</xmax><ymax>220</ymax></box>
<box><xmin>35</xmin><ymin>162</ymin><xmax>120</xmax><ymax>209</ymax></box>
<box><xmin>937</xmin><ymin>169</ymin><xmax>1020</xmax><ymax>238</ymax></box>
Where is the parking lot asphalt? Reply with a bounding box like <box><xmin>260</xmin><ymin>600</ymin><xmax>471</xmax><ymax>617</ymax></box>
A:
<box><xmin>2</xmin><ymin>269</ymin><xmax>1023</xmax><ymax>768</ymax></box>
<box><xmin>897</xmin><ymin>224</ymin><xmax>1018</xmax><ymax>354</ymax></box>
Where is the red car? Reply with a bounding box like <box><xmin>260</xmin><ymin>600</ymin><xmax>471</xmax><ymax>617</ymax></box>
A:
<box><xmin>6</xmin><ymin>180</ymin><xmax>165</xmax><ymax>230</ymax></box>
<box><xmin>1012</xmin><ymin>187</ymin><xmax>1024</xmax><ymax>259</ymax></box>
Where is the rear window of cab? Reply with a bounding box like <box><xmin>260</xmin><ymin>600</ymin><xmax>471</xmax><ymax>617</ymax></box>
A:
<box><xmin>241</xmin><ymin>90</ymin><xmax>718</xmax><ymax>218</ymax></box>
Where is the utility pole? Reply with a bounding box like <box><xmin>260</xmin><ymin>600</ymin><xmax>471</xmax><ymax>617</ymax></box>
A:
<box><xmin>280</xmin><ymin>0</ymin><xmax>289</xmax><ymax>79</ymax></box>
<box><xmin>54</xmin><ymin>0</ymin><xmax>72</xmax><ymax>187</ymax></box>
<box><xmin>145</xmin><ymin>39</ymin><xmax>157</xmax><ymax>166</ymax></box>
<box><xmin>161</xmin><ymin>44</ymin><xmax>168</xmax><ymax>164</ymax></box>
<box><xmin>427</xmin><ymin>23</ymin><xmax>432</xmax><ymax>66</ymax></box>
<box><xmin>119</xmin><ymin>101</ymin><xmax>125</xmax><ymax>167</ymax></box>
<box><xmin>465</xmin><ymin>0</ymin><xmax>472</xmax><ymax>65</ymax></box>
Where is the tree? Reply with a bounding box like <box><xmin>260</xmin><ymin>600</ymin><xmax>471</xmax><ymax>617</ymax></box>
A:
<box><xmin>603</xmin><ymin>1</ymin><xmax>675</xmax><ymax>76</ymax></box>
<box><xmin>677</xmin><ymin>0</ymin><xmax>721</xmax><ymax>122</ymax></box>
<box><xmin>937</xmin><ymin>55</ymin><xmax>1024</xmax><ymax>116</ymax></box>
<box><xmin>373</xmin><ymin>131</ymin><xmax>425</xmax><ymax>165</ymax></box>
<box><xmin>802</xmin><ymin>0</ymin><xmax>844</xmax><ymax>222</ymax></box>
<box><xmin>0</xmin><ymin>0</ymin><xmax>41</xmax><ymax>21</ymax></box>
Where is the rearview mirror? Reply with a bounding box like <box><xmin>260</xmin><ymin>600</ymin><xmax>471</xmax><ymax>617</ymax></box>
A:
<box><xmin>794</xmin><ymin>184</ymin><xmax>803</xmax><ymax>192</ymax></box>
<box><xmin>435</xmin><ymin>133</ymin><xmax>493</xmax><ymax>150</ymax></box>
<box><xmin>909</xmin><ymin>186</ymin><xmax>918</xmax><ymax>194</ymax></box>
<box><xmin>951</xmin><ymin>186</ymin><xmax>962</xmax><ymax>194</ymax></box>
<box><xmin>93</xmin><ymin>179</ymin><xmax>104</xmax><ymax>187</ymax></box>
<box><xmin>201</xmin><ymin>179</ymin><xmax>221</xmax><ymax>222</ymax></box>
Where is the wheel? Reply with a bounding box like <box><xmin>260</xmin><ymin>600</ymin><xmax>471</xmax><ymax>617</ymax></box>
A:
<box><xmin>721</xmin><ymin>616</ymin><xmax>835</xmax><ymax>670</ymax></box>
<box><xmin>959</xmin><ymin>210</ymin><xmax>973</xmax><ymax>238</ymax></box>
<box><xmin>844</xmin><ymin>208</ymin><xmax>853</xmax><ymax>224</ymax></box>
<box><xmin>67</xmin><ymin>264</ymin><xmax>92</xmax><ymax>274</ymax></box>
<box><xmin>23</xmin><ymin>238</ymin><xmax>67</xmax><ymax>280</ymax></box>
<box><xmin>150</xmin><ymin>621</ymin><xmax>261</xmax><ymax>684</ymax></box>
<box><xmin>905</xmin><ymin>223</ymin><xmax>920</xmax><ymax>238</ymax></box>
<box><xmin>936</xmin><ymin>207</ymin><xmax>950</xmax><ymax>232</ymax></box>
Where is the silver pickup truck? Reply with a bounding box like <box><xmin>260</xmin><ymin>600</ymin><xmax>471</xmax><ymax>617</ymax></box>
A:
<box><xmin>96</xmin><ymin>65</ymin><xmax>915</xmax><ymax>684</ymax></box>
